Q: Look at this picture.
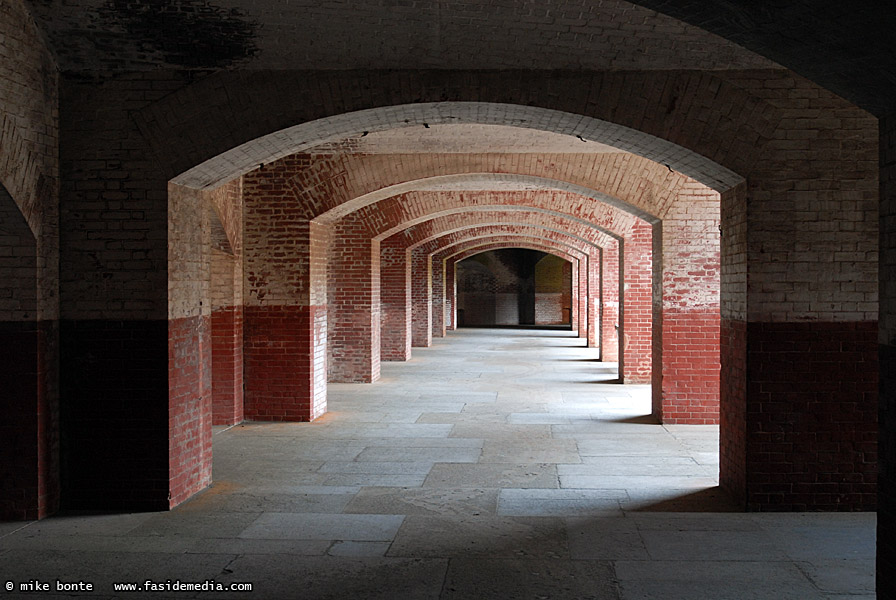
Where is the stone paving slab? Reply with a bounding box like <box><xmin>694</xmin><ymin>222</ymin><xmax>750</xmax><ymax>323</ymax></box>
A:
<box><xmin>566</xmin><ymin>517</ymin><xmax>649</xmax><ymax>560</ymax></box>
<box><xmin>344</xmin><ymin>487</ymin><xmax>498</xmax><ymax>516</ymax></box>
<box><xmin>355</xmin><ymin>446</ymin><xmax>482</xmax><ymax>463</ymax></box>
<box><xmin>480</xmin><ymin>439</ymin><xmax>581</xmax><ymax>464</ymax></box>
<box><xmin>497</xmin><ymin>488</ymin><xmax>625</xmax><ymax>517</ymax></box>
<box><xmin>560</xmin><ymin>474</ymin><xmax>719</xmax><ymax>490</ymax></box>
<box><xmin>219</xmin><ymin>555</ymin><xmax>448</xmax><ymax>600</ymax></box>
<box><xmin>239</xmin><ymin>513</ymin><xmax>405</xmax><ymax>541</ymax></box>
<box><xmin>614</xmin><ymin>560</ymin><xmax>825</xmax><ymax>600</ymax></box>
<box><xmin>424</xmin><ymin>463</ymin><xmax>559</xmax><ymax>489</ymax></box>
<box><xmin>449</xmin><ymin>423</ymin><xmax>553</xmax><ymax>440</ymax></box>
<box><xmin>441</xmin><ymin>558</ymin><xmax>620</xmax><ymax>599</ymax></box>
<box><xmin>387</xmin><ymin>515</ymin><xmax>568</xmax><ymax>558</ymax></box>
<box><xmin>318</xmin><ymin>461</ymin><xmax>436</xmax><ymax>475</ymax></box>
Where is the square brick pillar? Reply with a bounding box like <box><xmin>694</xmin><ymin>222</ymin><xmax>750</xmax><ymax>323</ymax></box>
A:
<box><xmin>381</xmin><ymin>237</ymin><xmax>411</xmax><ymax>361</ymax></box>
<box><xmin>652</xmin><ymin>185</ymin><xmax>721</xmax><ymax>424</ymax></box>
<box><xmin>621</xmin><ymin>221</ymin><xmax>652</xmax><ymax>384</ymax></box>
<box><xmin>328</xmin><ymin>218</ymin><xmax>380</xmax><ymax>383</ymax></box>
<box><xmin>721</xmin><ymin>172</ymin><xmax>877</xmax><ymax>513</ymax></box>
<box><xmin>0</xmin><ymin>186</ymin><xmax>58</xmax><ymax>520</ymax></box>
<box><xmin>586</xmin><ymin>252</ymin><xmax>600</xmax><ymax>349</ymax></box>
<box><xmin>445</xmin><ymin>258</ymin><xmax>457</xmax><ymax>331</ymax></box>
<box><xmin>412</xmin><ymin>248</ymin><xmax>432</xmax><ymax>347</ymax></box>
<box><xmin>432</xmin><ymin>255</ymin><xmax>447</xmax><ymax>338</ymax></box>
<box><xmin>572</xmin><ymin>259</ymin><xmax>583</xmax><ymax>336</ymax></box>
<box><xmin>210</xmin><ymin>248</ymin><xmax>243</xmax><ymax>426</ymax></box>
<box><xmin>242</xmin><ymin>171</ymin><xmax>328</xmax><ymax>421</ymax></box>
<box><xmin>600</xmin><ymin>244</ymin><xmax>619</xmax><ymax>362</ymax></box>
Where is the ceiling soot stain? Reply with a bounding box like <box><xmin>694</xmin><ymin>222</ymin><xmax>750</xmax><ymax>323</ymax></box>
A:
<box><xmin>97</xmin><ymin>0</ymin><xmax>259</xmax><ymax>68</ymax></box>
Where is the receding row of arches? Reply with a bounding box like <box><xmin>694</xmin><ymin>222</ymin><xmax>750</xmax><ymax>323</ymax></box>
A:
<box><xmin>162</xmin><ymin>105</ymin><xmax>728</xmax><ymax>511</ymax></box>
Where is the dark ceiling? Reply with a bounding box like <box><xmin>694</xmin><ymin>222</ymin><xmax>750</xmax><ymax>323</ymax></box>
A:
<box><xmin>629</xmin><ymin>0</ymin><xmax>896</xmax><ymax>116</ymax></box>
<box><xmin>23</xmin><ymin>0</ymin><xmax>896</xmax><ymax>116</ymax></box>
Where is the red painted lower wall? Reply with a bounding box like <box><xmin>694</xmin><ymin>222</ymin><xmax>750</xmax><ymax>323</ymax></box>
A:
<box><xmin>168</xmin><ymin>315</ymin><xmax>213</xmax><ymax>508</ymax></box>
<box><xmin>725</xmin><ymin>320</ymin><xmax>878</xmax><ymax>511</ymax></box>
<box><xmin>211</xmin><ymin>307</ymin><xmax>244</xmax><ymax>426</ymax></box>
<box><xmin>656</xmin><ymin>311</ymin><xmax>721</xmax><ymax>424</ymax></box>
<box><xmin>244</xmin><ymin>305</ymin><xmax>327</xmax><ymax>421</ymax></box>
<box><xmin>720</xmin><ymin>318</ymin><xmax>747</xmax><ymax>507</ymax></box>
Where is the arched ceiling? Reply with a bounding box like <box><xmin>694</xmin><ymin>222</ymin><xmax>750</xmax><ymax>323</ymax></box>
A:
<box><xmin>628</xmin><ymin>0</ymin><xmax>896</xmax><ymax>116</ymax></box>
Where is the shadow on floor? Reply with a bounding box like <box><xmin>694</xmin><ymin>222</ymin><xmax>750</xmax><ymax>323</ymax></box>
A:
<box><xmin>608</xmin><ymin>414</ymin><xmax>661</xmax><ymax>425</ymax></box>
<box><xmin>632</xmin><ymin>487</ymin><xmax>740</xmax><ymax>512</ymax></box>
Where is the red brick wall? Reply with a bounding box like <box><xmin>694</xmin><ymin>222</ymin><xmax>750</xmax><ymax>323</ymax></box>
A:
<box><xmin>601</xmin><ymin>243</ymin><xmax>619</xmax><ymax>361</ymax></box>
<box><xmin>720</xmin><ymin>318</ymin><xmax>748</xmax><ymax>507</ymax></box>
<box><xmin>244</xmin><ymin>305</ymin><xmax>326</xmax><ymax>421</ymax></box>
<box><xmin>380</xmin><ymin>238</ymin><xmax>411</xmax><ymax>361</ymax></box>
<box><xmin>653</xmin><ymin>182</ymin><xmax>721</xmax><ymax>424</ymax></box>
<box><xmin>328</xmin><ymin>216</ymin><xmax>381</xmax><ymax>383</ymax></box>
<box><xmin>621</xmin><ymin>221</ymin><xmax>653</xmax><ymax>383</ymax></box>
<box><xmin>411</xmin><ymin>248</ymin><xmax>432</xmax><ymax>346</ymax></box>
<box><xmin>209</xmin><ymin>180</ymin><xmax>244</xmax><ymax>426</ymax></box>
<box><xmin>211</xmin><ymin>304</ymin><xmax>243</xmax><ymax>425</ymax></box>
<box><xmin>744</xmin><ymin>322</ymin><xmax>877</xmax><ymax>511</ymax></box>
<box><xmin>168</xmin><ymin>315</ymin><xmax>212</xmax><ymax>507</ymax></box>
<box><xmin>241</xmin><ymin>168</ymin><xmax>329</xmax><ymax>421</ymax></box>
<box><xmin>432</xmin><ymin>257</ymin><xmax>446</xmax><ymax>337</ymax></box>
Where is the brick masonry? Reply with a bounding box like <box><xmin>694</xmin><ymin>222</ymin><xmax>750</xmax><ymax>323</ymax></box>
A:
<box><xmin>653</xmin><ymin>182</ymin><xmax>722</xmax><ymax>424</ymax></box>
<box><xmin>380</xmin><ymin>239</ymin><xmax>412</xmax><ymax>361</ymax></box>
<box><xmin>0</xmin><ymin>9</ymin><xmax>882</xmax><ymax>528</ymax></box>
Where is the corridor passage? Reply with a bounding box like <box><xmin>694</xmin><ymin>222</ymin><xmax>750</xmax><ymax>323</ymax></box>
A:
<box><xmin>0</xmin><ymin>329</ymin><xmax>875</xmax><ymax>599</ymax></box>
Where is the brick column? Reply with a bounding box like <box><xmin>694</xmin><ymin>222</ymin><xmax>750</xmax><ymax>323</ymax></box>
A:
<box><xmin>445</xmin><ymin>258</ymin><xmax>457</xmax><ymax>331</ymax></box>
<box><xmin>600</xmin><ymin>245</ymin><xmax>619</xmax><ymax>361</ymax></box>
<box><xmin>210</xmin><ymin>248</ymin><xmax>243</xmax><ymax>426</ymax></box>
<box><xmin>621</xmin><ymin>221</ymin><xmax>652</xmax><ymax>384</ymax></box>
<box><xmin>243</xmin><ymin>171</ymin><xmax>328</xmax><ymax>422</ymax></box>
<box><xmin>381</xmin><ymin>238</ymin><xmax>411</xmax><ymax>361</ymax></box>
<box><xmin>587</xmin><ymin>252</ymin><xmax>599</xmax><ymax>348</ymax></box>
<box><xmin>432</xmin><ymin>255</ymin><xmax>446</xmax><ymax>338</ymax></box>
<box><xmin>411</xmin><ymin>248</ymin><xmax>432</xmax><ymax>347</ymax></box>
<box><xmin>721</xmin><ymin>164</ymin><xmax>878</xmax><ymax>512</ymax></box>
<box><xmin>328</xmin><ymin>217</ymin><xmax>380</xmax><ymax>382</ymax></box>
<box><xmin>653</xmin><ymin>185</ymin><xmax>721</xmax><ymax>424</ymax></box>
<box><xmin>0</xmin><ymin>187</ymin><xmax>55</xmax><ymax>520</ymax></box>
<box><xmin>571</xmin><ymin>259</ymin><xmax>581</xmax><ymax>335</ymax></box>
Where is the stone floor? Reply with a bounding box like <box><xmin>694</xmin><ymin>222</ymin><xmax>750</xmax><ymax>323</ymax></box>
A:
<box><xmin>0</xmin><ymin>328</ymin><xmax>876</xmax><ymax>599</ymax></box>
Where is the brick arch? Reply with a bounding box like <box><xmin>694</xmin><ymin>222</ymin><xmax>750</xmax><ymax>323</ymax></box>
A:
<box><xmin>390</xmin><ymin>212</ymin><xmax>616</xmax><ymax>250</ymax></box>
<box><xmin>379</xmin><ymin>229</ymin><xmax>595</xmax><ymax>362</ymax></box>
<box><xmin>153</xmin><ymin>71</ymin><xmax>772</xmax><ymax>190</ymax></box>
<box><xmin>451</xmin><ymin>244</ymin><xmax>579</xmax><ymax>331</ymax></box>
<box><xmin>436</xmin><ymin>234</ymin><xmax>593</xmax><ymax>262</ymax></box>
<box><xmin>453</xmin><ymin>244</ymin><xmax>582</xmax><ymax>268</ymax></box>
<box><xmin>334</xmin><ymin>215</ymin><xmax>610</xmax><ymax>381</ymax></box>
<box><xmin>385</xmin><ymin>215</ymin><xmax>651</xmax><ymax>381</ymax></box>
<box><xmin>376</xmin><ymin>221</ymin><xmax>629</xmax><ymax>374</ymax></box>
<box><xmin>334</xmin><ymin>189</ymin><xmax>639</xmax><ymax>242</ymax></box>
<box><xmin>281</xmin><ymin>156</ymin><xmax>691</xmax><ymax>224</ymax></box>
